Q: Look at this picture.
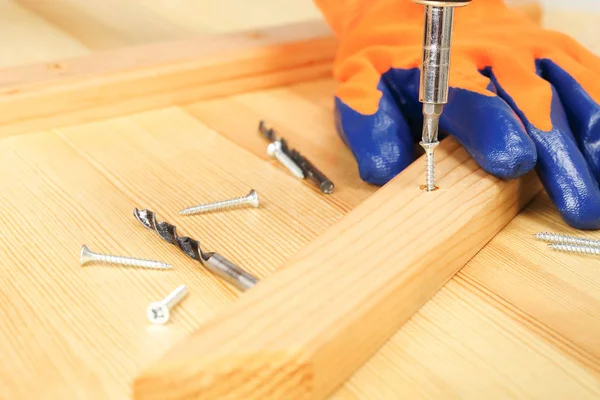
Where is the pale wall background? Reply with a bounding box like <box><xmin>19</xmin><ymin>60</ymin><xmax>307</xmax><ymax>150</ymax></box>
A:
<box><xmin>541</xmin><ymin>0</ymin><xmax>598</xmax><ymax>10</ymax></box>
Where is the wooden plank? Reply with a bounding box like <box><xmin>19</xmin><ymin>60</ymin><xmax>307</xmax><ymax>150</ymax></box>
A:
<box><xmin>327</xmin><ymin>194</ymin><xmax>600</xmax><ymax>400</ymax></box>
<box><xmin>0</xmin><ymin>1</ymin><xmax>88</xmax><ymax>68</ymax></box>
<box><xmin>0</xmin><ymin>107</ymin><xmax>347</xmax><ymax>399</ymax></box>
<box><xmin>18</xmin><ymin>0</ymin><xmax>197</xmax><ymax>49</ymax></box>
<box><xmin>331</xmin><ymin>276</ymin><xmax>600</xmax><ymax>400</ymax></box>
<box><xmin>125</xmin><ymin>0</ymin><xmax>323</xmax><ymax>34</ymax></box>
<box><xmin>133</xmin><ymin>137</ymin><xmax>542</xmax><ymax>399</ymax></box>
<box><xmin>185</xmin><ymin>83</ymin><xmax>375</xmax><ymax>210</ymax></box>
<box><xmin>185</xmin><ymin>79</ymin><xmax>600</xmax><ymax>399</ymax></box>
<box><xmin>18</xmin><ymin>0</ymin><xmax>323</xmax><ymax>38</ymax></box>
<box><xmin>0</xmin><ymin>21</ymin><xmax>335</xmax><ymax>139</ymax></box>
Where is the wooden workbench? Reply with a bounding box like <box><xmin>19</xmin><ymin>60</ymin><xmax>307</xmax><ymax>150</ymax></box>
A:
<box><xmin>1</xmin><ymin>1</ymin><xmax>599</xmax><ymax>399</ymax></box>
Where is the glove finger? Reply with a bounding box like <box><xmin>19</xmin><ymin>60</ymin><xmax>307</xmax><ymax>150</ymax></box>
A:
<box><xmin>335</xmin><ymin>76</ymin><xmax>415</xmax><ymax>186</ymax></box>
<box><xmin>334</xmin><ymin>51</ymin><xmax>416</xmax><ymax>185</ymax></box>
<box><xmin>442</xmin><ymin>68</ymin><xmax>537</xmax><ymax>179</ymax></box>
<box><xmin>537</xmin><ymin>56</ymin><xmax>600</xmax><ymax>181</ymax></box>
<box><xmin>383</xmin><ymin>62</ymin><xmax>537</xmax><ymax>179</ymax></box>
<box><xmin>490</xmin><ymin>62</ymin><xmax>600</xmax><ymax>229</ymax></box>
<box><xmin>539</xmin><ymin>30</ymin><xmax>600</xmax><ymax>73</ymax></box>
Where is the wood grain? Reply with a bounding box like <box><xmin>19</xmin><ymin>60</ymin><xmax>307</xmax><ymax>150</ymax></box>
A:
<box><xmin>0</xmin><ymin>107</ymin><xmax>347</xmax><ymax>399</ymax></box>
<box><xmin>18</xmin><ymin>0</ymin><xmax>198</xmax><ymax>49</ymax></box>
<box><xmin>0</xmin><ymin>21</ymin><xmax>335</xmax><ymax>139</ymax></box>
<box><xmin>133</xmin><ymin>137</ymin><xmax>542</xmax><ymax>399</ymax></box>
<box><xmin>0</xmin><ymin>1</ymin><xmax>89</xmax><ymax>68</ymax></box>
<box><xmin>184</xmin><ymin>85</ymin><xmax>375</xmax><ymax>210</ymax></box>
<box><xmin>17</xmin><ymin>0</ymin><xmax>324</xmax><ymax>39</ymax></box>
<box><xmin>2</xmin><ymin>78</ymin><xmax>600</xmax><ymax>400</ymax></box>
<box><xmin>1</xmin><ymin>1</ymin><xmax>600</xmax><ymax>399</ymax></box>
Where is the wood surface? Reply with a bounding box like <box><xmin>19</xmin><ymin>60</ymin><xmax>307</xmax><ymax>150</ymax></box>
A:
<box><xmin>17</xmin><ymin>0</ymin><xmax>324</xmax><ymax>38</ymax></box>
<box><xmin>1</xmin><ymin>1</ymin><xmax>600</xmax><ymax>400</ymax></box>
<box><xmin>133</xmin><ymin>137</ymin><xmax>542</xmax><ymax>399</ymax></box>
<box><xmin>0</xmin><ymin>20</ymin><xmax>335</xmax><ymax>139</ymax></box>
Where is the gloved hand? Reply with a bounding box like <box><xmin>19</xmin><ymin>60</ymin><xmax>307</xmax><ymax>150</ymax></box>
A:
<box><xmin>314</xmin><ymin>0</ymin><xmax>600</xmax><ymax>229</ymax></box>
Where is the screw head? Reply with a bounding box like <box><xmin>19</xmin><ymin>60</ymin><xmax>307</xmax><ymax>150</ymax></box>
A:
<box><xmin>267</xmin><ymin>142</ymin><xmax>277</xmax><ymax>158</ymax></box>
<box><xmin>147</xmin><ymin>302</ymin><xmax>170</xmax><ymax>325</ymax></box>
<box><xmin>246</xmin><ymin>189</ymin><xmax>259</xmax><ymax>208</ymax></box>
<box><xmin>80</xmin><ymin>244</ymin><xmax>94</xmax><ymax>266</ymax></box>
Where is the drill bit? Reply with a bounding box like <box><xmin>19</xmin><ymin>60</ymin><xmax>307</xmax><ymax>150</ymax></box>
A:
<box><xmin>258</xmin><ymin>120</ymin><xmax>335</xmax><ymax>194</ymax></box>
<box><xmin>133</xmin><ymin>208</ymin><xmax>259</xmax><ymax>292</ymax></box>
<box><xmin>414</xmin><ymin>0</ymin><xmax>470</xmax><ymax>191</ymax></box>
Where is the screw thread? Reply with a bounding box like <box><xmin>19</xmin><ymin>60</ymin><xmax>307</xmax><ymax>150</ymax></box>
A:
<box><xmin>535</xmin><ymin>232</ymin><xmax>600</xmax><ymax>247</ymax></box>
<box><xmin>163</xmin><ymin>285</ymin><xmax>188</xmax><ymax>309</ymax></box>
<box><xmin>180</xmin><ymin>195</ymin><xmax>249</xmax><ymax>215</ymax></box>
<box><xmin>93</xmin><ymin>253</ymin><xmax>171</xmax><ymax>269</ymax></box>
<box><xmin>549</xmin><ymin>243</ymin><xmax>600</xmax><ymax>255</ymax></box>
<box><xmin>425</xmin><ymin>150</ymin><xmax>435</xmax><ymax>191</ymax></box>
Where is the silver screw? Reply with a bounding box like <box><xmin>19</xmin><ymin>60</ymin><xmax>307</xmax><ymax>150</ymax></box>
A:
<box><xmin>146</xmin><ymin>285</ymin><xmax>188</xmax><ymax>325</ymax></box>
<box><xmin>80</xmin><ymin>244</ymin><xmax>172</xmax><ymax>269</ymax></box>
<box><xmin>535</xmin><ymin>232</ymin><xmax>600</xmax><ymax>247</ymax></box>
<box><xmin>548</xmin><ymin>243</ymin><xmax>600</xmax><ymax>256</ymax></box>
<box><xmin>267</xmin><ymin>139</ymin><xmax>304</xmax><ymax>179</ymax></box>
<box><xmin>179</xmin><ymin>189</ymin><xmax>259</xmax><ymax>216</ymax></box>
<box><xmin>420</xmin><ymin>141</ymin><xmax>439</xmax><ymax>192</ymax></box>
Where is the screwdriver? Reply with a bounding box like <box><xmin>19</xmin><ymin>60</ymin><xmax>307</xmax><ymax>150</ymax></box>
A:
<box><xmin>413</xmin><ymin>0</ymin><xmax>470</xmax><ymax>191</ymax></box>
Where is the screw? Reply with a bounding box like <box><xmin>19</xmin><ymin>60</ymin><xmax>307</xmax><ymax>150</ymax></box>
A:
<box><xmin>80</xmin><ymin>244</ymin><xmax>172</xmax><ymax>269</ymax></box>
<box><xmin>548</xmin><ymin>243</ymin><xmax>600</xmax><ymax>256</ymax></box>
<box><xmin>535</xmin><ymin>232</ymin><xmax>600</xmax><ymax>247</ymax></box>
<box><xmin>146</xmin><ymin>285</ymin><xmax>188</xmax><ymax>325</ymax></box>
<box><xmin>179</xmin><ymin>189</ymin><xmax>259</xmax><ymax>215</ymax></box>
<box><xmin>267</xmin><ymin>139</ymin><xmax>304</xmax><ymax>179</ymax></box>
<box><xmin>420</xmin><ymin>141</ymin><xmax>439</xmax><ymax>192</ymax></box>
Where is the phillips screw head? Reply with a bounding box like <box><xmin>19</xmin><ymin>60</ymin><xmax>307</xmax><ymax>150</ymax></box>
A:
<box><xmin>146</xmin><ymin>285</ymin><xmax>188</xmax><ymax>325</ymax></box>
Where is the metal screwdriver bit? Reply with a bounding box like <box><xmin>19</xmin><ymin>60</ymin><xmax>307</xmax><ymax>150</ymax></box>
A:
<box><xmin>133</xmin><ymin>208</ymin><xmax>259</xmax><ymax>292</ymax></box>
<box><xmin>413</xmin><ymin>0</ymin><xmax>470</xmax><ymax>191</ymax></box>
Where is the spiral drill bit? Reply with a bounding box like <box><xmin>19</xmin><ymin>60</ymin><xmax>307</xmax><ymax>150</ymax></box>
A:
<box><xmin>258</xmin><ymin>120</ymin><xmax>334</xmax><ymax>194</ymax></box>
<box><xmin>133</xmin><ymin>208</ymin><xmax>259</xmax><ymax>292</ymax></box>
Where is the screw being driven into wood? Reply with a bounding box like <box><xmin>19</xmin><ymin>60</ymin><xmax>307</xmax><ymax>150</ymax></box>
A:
<box><xmin>179</xmin><ymin>189</ymin><xmax>259</xmax><ymax>215</ymax></box>
<box><xmin>146</xmin><ymin>285</ymin><xmax>188</xmax><ymax>325</ymax></box>
<box><xmin>535</xmin><ymin>232</ymin><xmax>600</xmax><ymax>247</ymax></box>
<box><xmin>267</xmin><ymin>139</ymin><xmax>305</xmax><ymax>179</ymax></box>
<box><xmin>420</xmin><ymin>141</ymin><xmax>439</xmax><ymax>192</ymax></box>
<box><xmin>80</xmin><ymin>244</ymin><xmax>172</xmax><ymax>269</ymax></box>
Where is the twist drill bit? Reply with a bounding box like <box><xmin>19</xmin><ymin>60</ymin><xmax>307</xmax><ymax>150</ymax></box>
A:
<box><xmin>258</xmin><ymin>120</ymin><xmax>334</xmax><ymax>194</ymax></box>
<box><xmin>287</xmin><ymin>145</ymin><xmax>334</xmax><ymax>194</ymax></box>
<box><xmin>133</xmin><ymin>208</ymin><xmax>259</xmax><ymax>292</ymax></box>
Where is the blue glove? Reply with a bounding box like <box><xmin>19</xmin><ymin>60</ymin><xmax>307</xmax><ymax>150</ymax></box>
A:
<box><xmin>315</xmin><ymin>0</ymin><xmax>600</xmax><ymax>229</ymax></box>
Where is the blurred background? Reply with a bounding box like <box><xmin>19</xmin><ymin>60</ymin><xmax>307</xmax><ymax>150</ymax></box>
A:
<box><xmin>0</xmin><ymin>0</ymin><xmax>597</xmax><ymax>68</ymax></box>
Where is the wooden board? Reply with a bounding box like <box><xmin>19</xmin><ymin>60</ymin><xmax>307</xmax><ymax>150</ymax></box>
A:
<box><xmin>0</xmin><ymin>2</ymin><xmax>600</xmax><ymax>399</ymax></box>
<box><xmin>0</xmin><ymin>21</ymin><xmax>335</xmax><ymax>139</ymax></box>
<box><xmin>133</xmin><ymin>135</ymin><xmax>542</xmax><ymax>399</ymax></box>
